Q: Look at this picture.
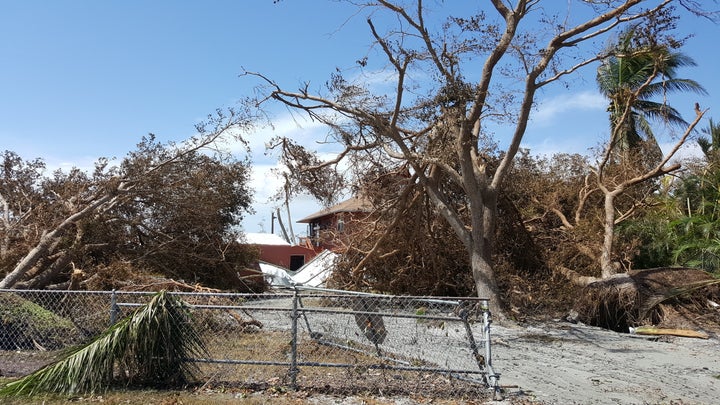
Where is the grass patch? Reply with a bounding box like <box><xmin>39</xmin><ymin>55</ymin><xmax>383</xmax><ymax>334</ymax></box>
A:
<box><xmin>0</xmin><ymin>294</ymin><xmax>83</xmax><ymax>350</ymax></box>
<box><xmin>0</xmin><ymin>389</ymin><xmax>322</xmax><ymax>404</ymax></box>
<box><xmin>199</xmin><ymin>329</ymin><xmax>390</xmax><ymax>383</ymax></box>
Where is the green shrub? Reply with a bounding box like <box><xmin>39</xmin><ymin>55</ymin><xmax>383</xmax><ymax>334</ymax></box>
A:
<box><xmin>0</xmin><ymin>294</ymin><xmax>83</xmax><ymax>350</ymax></box>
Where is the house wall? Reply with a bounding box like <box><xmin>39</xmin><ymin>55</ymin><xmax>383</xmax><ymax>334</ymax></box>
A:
<box><xmin>305</xmin><ymin>212</ymin><xmax>369</xmax><ymax>252</ymax></box>
<box><xmin>258</xmin><ymin>244</ymin><xmax>320</xmax><ymax>270</ymax></box>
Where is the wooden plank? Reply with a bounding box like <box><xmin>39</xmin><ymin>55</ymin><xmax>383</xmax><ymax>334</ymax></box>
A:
<box><xmin>632</xmin><ymin>327</ymin><xmax>709</xmax><ymax>339</ymax></box>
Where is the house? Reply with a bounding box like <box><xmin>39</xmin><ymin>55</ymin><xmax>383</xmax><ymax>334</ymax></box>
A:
<box><xmin>296</xmin><ymin>196</ymin><xmax>373</xmax><ymax>251</ymax></box>
<box><xmin>244</xmin><ymin>233</ymin><xmax>319</xmax><ymax>271</ymax></box>
<box><xmin>245</xmin><ymin>196</ymin><xmax>372</xmax><ymax>287</ymax></box>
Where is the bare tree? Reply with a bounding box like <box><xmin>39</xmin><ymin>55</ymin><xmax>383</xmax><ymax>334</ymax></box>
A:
<box><xmin>250</xmin><ymin>1</ymin><xmax>709</xmax><ymax>312</ymax></box>
<box><xmin>547</xmin><ymin>107</ymin><xmax>705</xmax><ymax>284</ymax></box>
<box><xmin>594</xmin><ymin>111</ymin><xmax>705</xmax><ymax>278</ymax></box>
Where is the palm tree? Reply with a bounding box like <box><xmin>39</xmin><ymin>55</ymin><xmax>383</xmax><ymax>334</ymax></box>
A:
<box><xmin>597</xmin><ymin>28</ymin><xmax>707</xmax><ymax>163</ymax></box>
<box><xmin>666</xmin><ymin>119</ymin><xmax>720</xmax><ymax>272</ymax></box>
<box><xmin>697</xmin><ymin>118</ymin><xmax>720</xmax><ymax>162</ymax></box>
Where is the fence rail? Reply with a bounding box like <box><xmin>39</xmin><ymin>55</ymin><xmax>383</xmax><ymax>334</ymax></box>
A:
<box><xmin>0</xmin><ymin>287</ymin><xmax>500</xmax><ymax>399</ymax></box>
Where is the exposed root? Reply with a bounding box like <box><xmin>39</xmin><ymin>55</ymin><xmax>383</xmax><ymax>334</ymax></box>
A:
<box><xmin>571</xmin><ymin>268</ymin><xmax>720</xmax><ymax>333</ymax></box>
<box><xmin>573</xmin><ymin>273</ymin><xmax>644</xmax><ymax>332</ymax></box>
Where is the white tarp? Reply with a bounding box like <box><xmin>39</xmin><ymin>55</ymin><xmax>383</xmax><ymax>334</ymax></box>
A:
<box><xmin>291</xmin><ymin>250</ymin><xmax>338</xmax><ymax>287</ymax></box>
<box><xmin>259</xmin><ymin>261</ymin><xmax>295</xmax><ymax>287</ymax></box>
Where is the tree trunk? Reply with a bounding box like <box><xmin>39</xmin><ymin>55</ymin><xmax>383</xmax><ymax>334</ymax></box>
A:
<box><xmin>568</xmin><ymin>267</ymin><xmax>719</xmax><ymax>332</ymax></box>
<box><xmin>0</xmin><ymin>193</ymin><xmax>114</xmax><ymax>289</ymax></box>
<box><xmin>471</xmin><ymin>249</ymin><xmax>501</xmax><ymax>309</ymax></box>
<box><xmin>477</xmin><ymin>189</ymin><xmax>503</xmax><ymax>315</ymax></box>
<box><xmin>25</xmin><ymin>245</ymin><xmax>74</xmax><ymax>289</ymax></box>
<box><xmin>482</xmin><ymin>189</ymin><xmax>498</xmax><ymax>260</ymax></box>
<box><xmin>600</xmin><ymin>191</ymin><xmax>619</xmax><ymax>278</ymax></box>
<box><xmin>0</xmin><ymin>228</ymin><xmax>60</xmax><ymax>288</ymax></box>
<box><xmin>467</xmin><ymin>186</ymin><xmax>503</xmax><ymax>316</ymax></box>
<box><xmin>0</xmin><ymin>193</ymin><xmax>10</xmax><ymax>260</ymax></box>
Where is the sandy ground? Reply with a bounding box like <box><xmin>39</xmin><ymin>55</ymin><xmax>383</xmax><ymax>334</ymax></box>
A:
<box><xmin>256</xmin><ymin>299</ymin><xmax>720</xmax><ymax>404</ymax></box>
<box><xmin>490</xmin><ymin>321</ymin><xmax>720</xmax><ymax>405</ymax></box>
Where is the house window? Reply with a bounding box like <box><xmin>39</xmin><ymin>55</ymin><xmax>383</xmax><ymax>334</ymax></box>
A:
<box><xmin>311</xmin><ymin>223</ymin><xmax>321</xmax><ymax>247</ymax></box>
<box><xmin>289</xmin><ymin>255</ymin><xmax>305</xmax><ymax>271</ymax></box>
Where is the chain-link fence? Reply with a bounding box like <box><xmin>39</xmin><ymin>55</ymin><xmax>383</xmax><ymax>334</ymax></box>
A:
<box><xmin>0</xmin><ymin>287</ymin><xmax>500</xmax><ymax>399</ymax></box>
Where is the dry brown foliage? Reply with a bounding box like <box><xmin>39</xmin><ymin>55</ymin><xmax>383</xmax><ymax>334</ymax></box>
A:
<box><xmin>573</xmin><ymin>267</ymin><xmax>720</xmax><ymax>332</ymax></box>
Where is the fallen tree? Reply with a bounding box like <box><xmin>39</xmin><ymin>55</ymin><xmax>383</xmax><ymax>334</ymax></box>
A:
<box><xmin>569</xmin><ymin>267</ymin><xmax>720</xmax><ymax>332</ymax></box>
<box><xmin>0</xmin><ymin>109</ymin><xmax>261</xmax><ymax>291</ymax></box>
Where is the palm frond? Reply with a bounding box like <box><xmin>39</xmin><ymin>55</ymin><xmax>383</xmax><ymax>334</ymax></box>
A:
<box><xmin>632</xmin><ymin>100</ymin><xmax>686</xmax><ymax>127</ymax></box>
<box><xmin>641</xmin><ymin>78</ymin><xmax>707</xmax><ymax>99</ymax></box>
<box><xmin>0</xmin><ymin>291</ymin><xmax>207</xmax><ymax>397</ymax></box>
<box><xmin>639</xmin><ymin>277</ymin><xmax>720</xmax><ymax>319</ymax></box>
<box><xmin>598</xmin><ymin>28</ymin><xmax>707</xmax><ymax>161</ymax></box>
<box><xmin>698</xmin><ymin>119</ymin><xmax>720</xmax><ymax>159</ymax></box>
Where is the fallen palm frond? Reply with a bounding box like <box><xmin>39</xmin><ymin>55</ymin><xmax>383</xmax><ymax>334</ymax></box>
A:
<box><xmin>0</xmin><ymin>291</ymin><xmax>207</xmax><ymax>397</ymax></box>
<box><xmin>638</xmin><ymin>278</ymin><xmax>720</xmax><ymax>320</ymax></box>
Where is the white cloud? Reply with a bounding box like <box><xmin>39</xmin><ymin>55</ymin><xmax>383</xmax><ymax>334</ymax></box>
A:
<box><xmin>523</xmin><ymin>138</ymin><xmax>592</xmax><ymax>158</ymax></box>
<box><xmin>660</xmin><ymin>141</ymin><xmax>704</xmax><ymax>163</ymax></box>
<box><xmin>240</xmin><ymin>161</ymin><xmax>324</xmax><ymax>237</ymax></box>
<box><xmin>353</xmin><ymin>68</ymin><xmax>398</xmax><ymax>89</ymax></box>
<box><xmin>221</xmin><ymin>111</ymin><xmax>348</xmax><ymax>164</ymax></box>
<box><xmin>242</xmin><ymin>163</ymin><xmax>284</xmax><ymax>233</ymax></box>
<box><xmin>209</xmin><ymin>108</ymin><xmax>353</xmax><ymax>236</ymax></box>
<box><xmin>532</xmin><ymin>91</ymin><xmax>606</xmax><ymax>126</ymax></box>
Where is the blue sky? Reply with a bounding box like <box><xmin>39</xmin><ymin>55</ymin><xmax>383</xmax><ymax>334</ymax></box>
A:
<box><xmin>1</xmin><ymin>1</ymin><xmax>718</xmax><ymax>236</ymax></box>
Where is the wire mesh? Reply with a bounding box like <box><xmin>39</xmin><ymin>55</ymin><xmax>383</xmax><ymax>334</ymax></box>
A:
<box><xmin>0</xmin><ymin>287</ymin><xmax>498</xmax><ymax>398</ymax></box>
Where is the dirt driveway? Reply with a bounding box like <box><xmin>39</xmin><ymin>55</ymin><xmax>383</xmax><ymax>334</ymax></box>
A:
<box><xmin>491</xmin><ymin>321</ymin><xmax>719</xmax><ymax>404</ymax></box>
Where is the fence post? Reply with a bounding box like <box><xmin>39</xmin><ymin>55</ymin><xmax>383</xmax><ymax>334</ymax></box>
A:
<box><xmin>288</xmin><ymin>288</ymin><xmax>300</xmax><ymax>388</ymax></box>
<box><xmin>110</xmin><ymin>289</ymin><xmax>119</xmax><ymax>325</ymax></box>
<box><xmin>482</xmin><ymin>299</ymin><xmax>502</xmax><ymax>400</ymax></box>
<box><xmin>482</xmin><ymin>299</ymin><xmax>492</xmax><ymax>371</ymax></box>
<box><xmin>459</xmin><ymin>302</ymin><xmax>485</xmax><ymax>373</ymax></box>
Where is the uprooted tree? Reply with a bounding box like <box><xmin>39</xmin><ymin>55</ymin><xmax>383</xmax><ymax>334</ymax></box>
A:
<box><xmin>485</xmin><ymin>20</ymin><xmax>718</xmax><ymax>328</ymax></box>
<box><xmin>249</xmin><ymin>1</ymin><xmax>714</xmax><ymax>316</ymax></box>
<box><xmin>533</xmin><ymin>22</ymin><xmax>720</xmax><ymax>330</ymax></box>
<box><xmin>0</xmin><ymin>108</ymin><xmax>261</xmax><ymax>291</ymax></box>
